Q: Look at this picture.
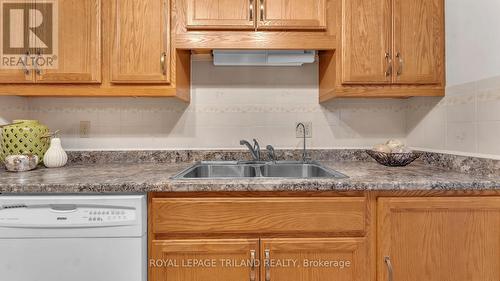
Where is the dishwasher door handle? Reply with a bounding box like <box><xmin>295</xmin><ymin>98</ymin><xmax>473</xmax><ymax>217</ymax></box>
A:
<box><xmin>49</xmin><ymin>204</ymin><xmax>78</xmax><ymax>213</ymax></box>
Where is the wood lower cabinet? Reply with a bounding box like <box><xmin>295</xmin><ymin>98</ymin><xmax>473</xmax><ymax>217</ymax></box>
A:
<box><xmin>378</xmin><ymin>197</ymin><xmax>500</xmax><ymax>281</ymax></box>
<box><xmin>150</xmin><ymin>239</ymin><xmax>259</xmax><ymax>281</ymax></box>
<box><xmin>261</xmin><ymin>238</ymin><xmax>368</xmax><ymax>281</ymax></box>
<box><xmin>111</xmin><ymin>0</ymin><xmax>170</xmax><ymax>83</ymax></box>
<box><xmin>151</xmin><ymin>197</ymin><xmax>366</xmax><ymax>236</ymax></box>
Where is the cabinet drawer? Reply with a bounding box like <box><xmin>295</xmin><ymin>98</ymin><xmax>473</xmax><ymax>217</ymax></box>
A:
<box><xmin>151</xmin><ymin>197</ymin><xmax>366</xmax><ymax>235</ymax></box>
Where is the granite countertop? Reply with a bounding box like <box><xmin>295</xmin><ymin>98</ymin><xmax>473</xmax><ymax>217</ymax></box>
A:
<box><xmin>1</xmin><ymin>160</ymin><xmax>499</xmax><ymax>193</ymax></box>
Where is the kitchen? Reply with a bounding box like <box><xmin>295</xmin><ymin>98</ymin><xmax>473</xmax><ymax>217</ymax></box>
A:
<box><xmin>0</xmin><ymin>0</ymin><xmax>499</xmax><ymax>281</ymax></box>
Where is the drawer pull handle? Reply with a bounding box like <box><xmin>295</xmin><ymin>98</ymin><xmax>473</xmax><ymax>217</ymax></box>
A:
<box><xmin>249</xmin><ymin>0</ymin><xmax>254</xmax><ymax>21</ymax></box>
<box><xmin>384</xmin><ymin>256</ymin><xmax>393</xmax><ymax>281</ymax></box>
<box><xmin>260</xmin><ymin>0</ymin><xmax>265</xmax><ymax>21</ymax></box>
<box><xmin>250</xmin><ymin>250</ymin><xmax>256</xmax><ymax>281</ymax></box>
<box><xmin>21</xmin><ymin>51</ymin><xmax>30</xmax><ymax>75</ymax></box>
<box><xmin>265</xmin><ymin>249</ymin><xmax>271</xmax><ymax>281</ymax></box>
<box><xmin>385</xmin><ymin>52</ymin><xmax>392</xmax><ymax>77</ymax></box>
<box><xmin>396</xmin><ymin>52</ymin><xmax>403</xmax><ymax>76</ymax></box>
<box><xmin>160</xmin><ymin>52</ymin><xmax>167</xmax><ymax>75</ymax></box>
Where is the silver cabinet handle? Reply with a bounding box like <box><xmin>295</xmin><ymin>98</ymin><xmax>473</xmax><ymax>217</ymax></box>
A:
<box><xmin>259</xmin><ymin>0</ymin><xmax>264</xmax><ymax>21</ymax></box>
<box><xmin>265</xmin><ymin>249</ymin><xmax>271</xmax><ymax>281</ymax></box>
<box><xmin>384</xmin><ymin>256</ymin><xmax>393</xmax><ymax>281</ymax></box>
<box><xmin>34</xmin><ymin>50</ymin><xmax>42</xmax><ymax>75</ymax></box>
<box><xmin>250</xmin><ymin>250</ymin><xmax>256</xmax><ymax>281</ymax></box>
<box><xmin>385</xmin><ymin>52</ymin><xmax>392</xmax><ymax>77</ymax></box>
<box><xmin>249</xmin><ymin>0</ymin><xmax>254</xmax><ymax>21</ymax></box>
<box><xmin>21</xmin><ymin>51</ymin><xmax>30</xmax><ymax>75</ymax></box>
<box><xmin>160</xmin><ymin>52</ymin><xmax>167</xmax><ymax>75</ymax></box>
<box><xmin>396</xmin><ymin>52</ymin><xmax>403</xmax><ymax>76</ymax></box>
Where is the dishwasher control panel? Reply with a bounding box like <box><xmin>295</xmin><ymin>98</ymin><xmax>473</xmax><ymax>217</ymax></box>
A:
<box><xmin>85</xmin><ymin>208</ymin><xmax>134</xmax><ymax>223</ymax></box>
<box><xmin>0</xmin><ymin>204</ymin><xmax>137</xmax><ymax>227</ymax></box>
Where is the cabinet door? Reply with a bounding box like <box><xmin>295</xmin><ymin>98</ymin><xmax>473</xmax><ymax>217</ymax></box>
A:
<box><xmin>0</xmin><ymin>69</ymin><xmax>35</xmax><ymax>83</ymax></box>
<box><xmin>378</xmin><ymin>197</ymin><xmax>500</xmax><ymax>281</ymax></box>
<box><xmin>260</xmin><ymin>238</ymin><xmax>368</xmax><ymax>281</ymax></box>
<box><xmin>36</xmin><ymin>0</ymin><xmax>101</xmax><ymax>83</ymax></box>
<box><xmin>341</xmin><ymin>0</ymin><xmax>391</xmax><ymax>84</ymax></box>
<box><xmin>150</xmin><ymin>239</ymin><xmax>259</xmax><ymax>281</ymax></box>
<box><xmin>257</xmin><ymin>0</ymin><xmax>326</xmax><ymax>30</ymax></box>
<box><xmin>111</xmin><ymin>0</ymin><xmax>170</xmax><ymax>83</ymax></box>
<box><xmin>392</xmin><ymin>0</ymin><xmax>443</xmax><ymax>84</ymax></box>
<box><xmin>186</xmin><ymin>0</ymin><xmax>255</xmax><ymax>30</ymax></box>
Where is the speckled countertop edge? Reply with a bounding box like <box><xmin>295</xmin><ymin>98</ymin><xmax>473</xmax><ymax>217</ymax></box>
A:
<box><xmin>1</xmin><ymin>159</ymin><xmax>499</xmax><ymax>193</ymax></box>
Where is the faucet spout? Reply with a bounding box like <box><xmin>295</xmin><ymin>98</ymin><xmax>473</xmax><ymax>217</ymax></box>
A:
<box><xmin>240</xmin><ymin>139</ymin><xmax>260</xmax><ymax>161</ymax></box>
<box><xmin>296</xmin><ymin>123</ymin><xmax>309</xmax><ymax>162</ymax></box>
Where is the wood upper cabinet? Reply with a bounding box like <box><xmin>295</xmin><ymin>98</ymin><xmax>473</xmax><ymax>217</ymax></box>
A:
<box><xmin>258</xmin><ymin>0</ymin><xmax>327</xmax><ymax>30</ymax></box>
<box><xmin>0</xmin><ymin>69</ymin><xmax>35</xmax><ymax>84</ymax></box>
<box><xmin>260</xmin><ymin>238</ymin><xmax>368</xmax><ymax>281</ymax></box>
<box><xmin>110</xmin><ymin>0</ymin><xmax>170</xmax><ymax>83</ymax></box>
<box><xmin>393</xmin><ymin>0</ymin><xmax>443</xmax><ymax>84</ymax></box>
<box><xmin>378</xmin><ymin>197</ymin><xmax>500</xmax><ymax>281</ymax></box>
<box><xmin>340</xmin><ymin>0</ymin><xmax>444</xmax><ymax>85</ymax></box>
<box><xmin>186</xmin><ymin>0</ymin><xmax>255</xmax><ymax>29</ymax></box>
<box><xmin>36</xmin><ymin>0</ymin><xmax>101</xmax><ymax>83</ymax></box>
<box><xmin>185</xmin><ymin>0</ymin><xmax>326</xmax><ymax>30</ymax></box>
<box><xmin>0</xmin><ymin>0</ymin><xmax>100</xmax><ymax>84</ymax></box>
<box><xmin>150</xmin><ymin>239</ymin><xmax>259</xmax><ymax>281</ymax></box>
<box><xmin>342</xmin><ymin>0</ymin><xmax>391</xmax><ymax>84</ymax></box>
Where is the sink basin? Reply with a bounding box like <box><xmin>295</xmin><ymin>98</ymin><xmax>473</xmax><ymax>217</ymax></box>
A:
<box><xmin>172</xmin><ymin>161</ymin><xmax>348</xmax><ymax>179</ymax></box>
<box><xmin>259</xmin><ymin>163</ymin><xmax>346</xmax><ymax>178</ymax></box>
<box><xmin>180</xmin><ymin>163</ymin><xmax>257</xmax><ymax>178</ymax></box>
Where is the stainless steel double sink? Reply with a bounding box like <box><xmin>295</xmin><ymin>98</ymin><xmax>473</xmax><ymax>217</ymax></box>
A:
<box><xmin>172</xmin><ymin>161</ymin><xmax>348</xmax><ymax>179</ymax></box>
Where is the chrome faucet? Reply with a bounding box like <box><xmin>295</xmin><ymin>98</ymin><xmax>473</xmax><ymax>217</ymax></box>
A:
<box><xmin>240</xmin><ymin>139</ymin><xmax>261</xmax><ymax>161</ymax></box>
<box><xmin>266</xmin><ymin>145</ymin><xmax>277</xmax><ymax>162</ymax></box>
<box><xmin>296</xmin><ymin>123</ymin><xmax>310</xmax><ymax>162</ymax></box>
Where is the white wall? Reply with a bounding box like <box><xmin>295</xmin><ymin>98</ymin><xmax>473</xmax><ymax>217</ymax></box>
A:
<box><xmin>446</xmin><ymin>0</ymin><xmax>500</xmax><ymax>85</ymax></box>
<box><xmin>0</xmin><ymin>60</ymin><xmax>407</xmax><ymax>150</ymax></box>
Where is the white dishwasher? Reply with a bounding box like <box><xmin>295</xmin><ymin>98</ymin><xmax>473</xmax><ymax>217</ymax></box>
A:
<box><xmin>0</xmin><ymin>194</ymin><xmax>147</xmax><ymax>281</ymax></box>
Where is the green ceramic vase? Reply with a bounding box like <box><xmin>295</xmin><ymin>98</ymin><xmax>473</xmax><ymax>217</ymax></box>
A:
<box><xmin>0</xmin><ymin>120</ymin><xmax>50</xmax><ymax>164</ymax></box>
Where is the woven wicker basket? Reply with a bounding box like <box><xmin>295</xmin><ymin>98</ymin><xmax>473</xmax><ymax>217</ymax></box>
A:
<box><xmin>366</xmin><ymin>150</ymin><xmax>422</xmax><ymax>167</ymax></box>
<box><xmin>0</xmin><ymin>120</ymin><xmax>50</xmax><ymax>164</ymax></box>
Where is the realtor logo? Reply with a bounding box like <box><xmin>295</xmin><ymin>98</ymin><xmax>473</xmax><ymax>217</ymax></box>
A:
<box><xmin>1</xmin><ymin>0</ymin><xmax>58</xmax><ymax>70</ymax></box>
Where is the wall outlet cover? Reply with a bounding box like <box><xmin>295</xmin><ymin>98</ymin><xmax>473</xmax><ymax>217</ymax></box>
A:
<box><xmin>296</xmin><ymin>122</ymin><xmax>312</xmax><ymax>138</ymax></box>
<box><xmin>79</xmin><ymin>121</ymin><xmax>91</xmax><ymax>138</ymax></box>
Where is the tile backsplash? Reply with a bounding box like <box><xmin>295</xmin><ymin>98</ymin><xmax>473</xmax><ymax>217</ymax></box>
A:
<box><xmin>406</xmin><ymin>75</ymin><xmax>500</xmax><ymax>160</ymax></box>
<box><xmin>1</xmin><ymin>63</ymin><xmax>499</xmax><ymax>159</ymax></box>
<box><xmin>0</xmin><ymin>61</ymin><xmax>407</xmax><ymax>150</ymax></box>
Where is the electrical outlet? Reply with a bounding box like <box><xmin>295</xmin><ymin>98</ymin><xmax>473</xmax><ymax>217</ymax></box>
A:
<box><xmin>80</xmin><ymin>121</ymin><xmax>91</xmax><ymax>138</ymax></box>
<box><xmin>296</xmin><ymin>122</ymin><xmax>312</xmax><ymax>138</ymax></box>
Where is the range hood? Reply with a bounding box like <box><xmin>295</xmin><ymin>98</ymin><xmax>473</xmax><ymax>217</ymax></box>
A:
<box><xmin>212</xmin><ymin>50</ymin><xmax>316</xmax><ymax>66</ymax></box>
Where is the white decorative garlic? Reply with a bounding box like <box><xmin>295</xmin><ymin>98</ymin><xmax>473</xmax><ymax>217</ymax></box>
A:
<box><xmin>43</xmin><ymin>138</ymin><xmax>68</xmax><ymax>168</ymax></box>
<box><xmin>372</xmin><ymin>144</ymin><xmax>392</xmax><ymax>153</ymax></box>
<box><xmin>386</xmin><ymin>139</ymin><xmax>404</xmax><ymax>150</ymax></box>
